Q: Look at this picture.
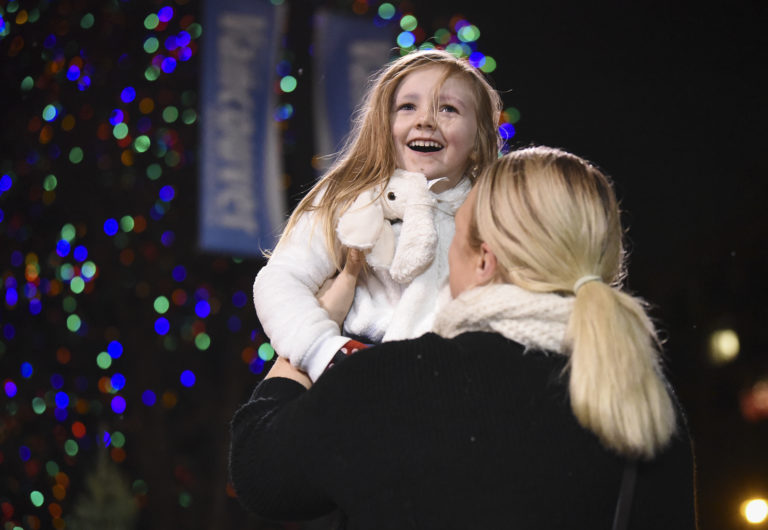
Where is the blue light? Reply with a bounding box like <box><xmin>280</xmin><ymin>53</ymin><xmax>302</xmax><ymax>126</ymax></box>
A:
<box><xmin>11</xmin><ymin>251</ymin><xmax>23</xmax><ymax>267</ymax></box>
<box><xmin>111</xmin><ymin>395</ymin><xmax>126</xmax><ymax>414</ymax></box>
<box><xmin>172</xmin><ymin>265</ymin><xmax>186</xmax><ymax>282</ymax></box>
<box><xmin>5</xmin><ymin>288</ymin><xmax>18</xmax><ymax>307</ymax></box>
<box><xmin>103</xmin><ymin>218</ymin><xmax>119</xmax><ymax>236</ymax></box>
<box><xmin>160</xmin><ymin>57</ymin><xmax>177</xmax><ymax>73</ymax></box>
<box><xmin>164</xmin><ymin>35</ymin><xmax>178</xmax><ymax>51</ymax></box>
<box><xmin>56</xmin><ymin>239</ymin><xmax>71</xmax><ymax>257</ymax></box>
<box><xmin>142</xmin><ymin>389</ymin><xmax>156</xmax><ymax>406</ymax></box>
<box><xmin>111</xmin><ymin>373</ymin><xmax>126</xmax><ymax>391</ymax></box>
<box><xmin>227</xmin><ymin>315</ymin><xmax>242</xmax><ymax>332</ymax></box>
<box><xmin>158</xmin><ymin>185</ymin><xmax>175</xmax><ymax>201</ymax></box>
<box><xmin>66</xmin><ymin>65</ymin><xmax>81</xmax><ymax>81</ymax></box>
<box><xmin>73</xmin><ymin>245</ymin><xmax>88</xmax><ymax>261</ymax></box>
<box><xmin>29</xmin><ymin>299</ymin><xmax>42</xmax><ymax>315</ymax></box>
<box><xmin>397</xmin><ymin>31</ymin><xmax>416</xmax><ymax>48</ymax></box>
<box><xmin>160</xmin><ymin>230</ymin><xmax>175</xmax><ymax>247</ymax></box>
<box><xmin>3</xmin><ymin>323</ymin><xmax>15</xmax><ymax>340</ymax></box>
<box><xmin>499</xmin><ymin>122</ymin><xmax>516</xmax><ymax>140</ymax></box>
<box><xmin>177</xmin><ymin>31</ymin><xmax>191</xmax><ymax>47</ymax></box>
<box><xmin>232</xmin><ymin>291</ymin><xmax>248</xmax><ymax>308</ymax></box>
<box><xmin>109</xmin><ymin>109</ymin><xmax>124</xmax><ymax>126</ymax></box>
<box><xmin>55</xmin><ymin>391</ymin><xmax>70</xmax><ymax>408</ymax></box>
<box><xmin>21</xmin><ymin>362</ymin><xmax>33</xmax><ymax>378</ymax></box>
<box><xmin>158</xmin><ymin>6</ymin><xmax>174</xmax><ymax>22</ymax></box>
<box><xmin>195</xmin><ymin>300</ymin><xmax>210</xmax><ymax>318</ymax></box>
<box><xmin>180</xmin><ymin>370</ymin><xmax>196</xmax><ymax>387</ymax></box>
<box><xmin>120</xmin><ymin>86</ymin><xmax>136</xmax><ymax>103</ymax></box>
<box><xmin>468</xmin><ymin>52</ymin><xmax>486</xmax><ymax>68</ymax></box>
<box><xmin>154</xmin><ymin>317</ymin><xmax>170</xmax><ymax>335</ymax></box>
<box><xmin>50</xmin><ymin>374</ymin><xmax>64</xmax><ymax>389</ymax></box>
<box><xmin>107</xmin><ymin>340</ymin><xmax>123</xmax><ymax>358</ymax></box>
<box><xmin>4</xmin><ymin>380</ymin><xmax>17</xmax><ymax>398</ymax></box>
<box><xmin>19</xmin><ymin>445</ymin><xmax>31</xmax><ymax>461</ymax></box>
<box><xmin>0</xmin><ymin>174</ymin><xmax>12</xmax><ymax>193</ymax></box>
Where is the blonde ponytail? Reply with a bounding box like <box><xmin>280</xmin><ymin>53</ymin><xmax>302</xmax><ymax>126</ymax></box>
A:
<box><xmin>567</xmin><ymin>280</ymin><xmax>676</xmax><ymax>459</ymax></box>
<box><xmin>471</xmin><ymin>146</ymin><xmax>677</xmax><ymax>458</ymax></box>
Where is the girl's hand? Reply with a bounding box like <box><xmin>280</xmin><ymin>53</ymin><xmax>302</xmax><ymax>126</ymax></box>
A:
<box><xmin>317</xmin><ymin>249</ymin><xmax>364</xmax><ymax>327</ymax></box>
<box><xmin>265</xmin><ymin>356</ymin><xmax>312</xmax><ymax>389</ymax></box>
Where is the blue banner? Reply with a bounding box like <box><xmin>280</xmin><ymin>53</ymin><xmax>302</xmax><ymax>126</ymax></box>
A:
<box><xmin>312</xmin><ymin>10</ymin><xmax>396</xmax><ymax>170</ymax></box>
<box><xmin>199</xmin><ymin>0</ymin><xmax>286</xmax><ymax>256</ymax></box>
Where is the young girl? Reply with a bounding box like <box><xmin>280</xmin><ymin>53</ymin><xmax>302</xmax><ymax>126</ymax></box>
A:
<box><xmin>253</xmin><ymin>49</ymin><xmax>503</xmax><ymax>381</ymax></box>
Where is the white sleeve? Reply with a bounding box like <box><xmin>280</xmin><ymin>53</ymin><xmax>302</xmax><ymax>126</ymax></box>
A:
<box><xmin>253</xmin><ymin>211</ymin><xmax>350</xmax><ymax>382</ymax></box>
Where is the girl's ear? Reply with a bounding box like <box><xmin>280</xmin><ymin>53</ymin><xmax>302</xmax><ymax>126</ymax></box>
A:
<box><xmin>476</xmin><ymin>242</ymin><xmax>498</xmax><ymax>284</ymax></box>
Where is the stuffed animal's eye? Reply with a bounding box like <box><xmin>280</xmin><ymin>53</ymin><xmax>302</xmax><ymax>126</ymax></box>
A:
<box><xmin>387</xmin><ymin>192</ymin><xmax>396</xmax><ymax>200</ymax></box>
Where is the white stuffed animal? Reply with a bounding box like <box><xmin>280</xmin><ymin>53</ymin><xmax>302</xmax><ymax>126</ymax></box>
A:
<box><xmin>336</xmin><ymin>169</ymin><xmax>438</xmax><ymax>284</ymax></box>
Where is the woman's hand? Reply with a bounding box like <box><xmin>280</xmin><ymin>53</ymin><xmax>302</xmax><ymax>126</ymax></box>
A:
<box><xmin>317</xmin><ymin>249</ymin><xmax>364</xmax><ymax>327</ymax></box>
<box><xmin>265</xmin><ymin>356</ymin><xmax>312</xmax><ymax>389</ymax></box>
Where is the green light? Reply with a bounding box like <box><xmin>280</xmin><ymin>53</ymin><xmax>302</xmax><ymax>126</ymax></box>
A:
<box><xmin>378</xmin><ymin>3</ymin><xmax>395</xmax><ymax>19</ymax></box>
<box><xmin>458</xmin><ymin>25</ymin><xmax>480</xmax><ymax>42</ymax></box>
<box><xmin>144</xmin><ymin>13</ymin><xmax>159</xmax><ymax>30</ymax></box>
<box><xmin>143</xmin><ymin>36</ymin><xmax>159</xmax><ymax>54</ymax></box>
<box><xmin>134</xmin><ymin>135</ymin><xmax>151</xmax><ymax>153</ymax></box>
<box><xmin>187</xmin><ymin>23</ymin><xmax>202</xmax><ymax>39</ymax></box>
<box><xmin>64</xmin><ymin>439</ymin><xmax>79</xmax><ymax>457</ymax></box>
<box><xmin>145</xmin><ymin>65</ymin><xmax>161</xmax><ymax>82</ymax></box>
<box><xmin>46</xmin><ymin>461</ymin><xmax>60</xmax><ymax>477</ymax></box>
<box><xmin>96</xmin><ymin>352</ymin><xmax>112</xmax><ymax>370</ymax></box>
<box><xmin>179</xmin><ymin>491</ymin><xmax>192</xmax><ymax>508</ymax></box>
<box><xmin>162</xmin><ymin>106</ymin><xmax>178</xmax><ymax>123</ymax></box>
<box><xmin>70</xmin><ymin>276</ymin><xmax>85</xmax><ymax>294</ymax></box>
<box><xmin>434</xmin><ymin>28</ymin><xmax>451</xmax><ymax>45</ymax></box>
<box><xmin>42</xmin><ymin>104</ymin><xmax>58</xmax><ymax>121</ymax></box>
<box><xmin>111</xmin><ymin>431</ymin><xmax>126</xmax><ymax>448</ymax></box>
<box><xmin>419</xmin><ymin>42</ymin><xmax>436</xmax><ymax>50</ymax></box>
<box><xmin>62</xmin><ymin>296</ymin><xmax>77</xmax><ymax>313</ymax></box>
<box><xmin>80</xmin><ymin>13</ymin><xmax>95</xmax><ymax>29</ymax></box>
<box><xmin>120</xmin><ymin>215</ymin><xmax>134</xmax><ymax>232</ymax></box>
<box><xmin>32</xmin><ymin>397</ymin><xmax>47</xmax><ymax>415</ymax></box>
<box><xmin>147</xmin><ymin>163</ymin><xmax>162</xmax><ymax>180</ymax></box>
<box><xmin>258</xmin><ymin>342</ymin><xmax>275</xmax><ymax>361</ymax></box>
<box><xmin>21</xmin><ymin>76</ymin><xmax>34</xmax><ymax>91</ymax></box>
<box><xmin>113</xmin><ymin>123</ymin><xmax>129</xmax><ymax>140</ymax></box>
<box><xmin>194</xmin><ymin>333</ymin><xmax>211</xmax><ymax>351</ymax></box>
<box><xmin>6</xmin><ymin>2</ymin><xmax>19</xmax><ymax>13</ymax></box>
<box><xmin>400</xmin><ymin>15</ymin><xmax>418</xmax><ymax>31</ymax></box>
<box><xmin>43</xmin><ymin>174</ymin><xmax>57</xmax><ymax>191</ymax></box>
<box><xmin>81</xmin><ymin>261</ymin><xmax>97</xmax><ymax>278</ymax></box>
<box><xmin>504</xmin><ymin>107</ymin><xmax>521</xmax><ymax>124</ymax></box>
<box><xmin>59</xmin><ymin>263</ymin><xmax>75</xmax><ymax>281</ymax></box>
<box><xmin>480</xmin><ymin>56</ymin><xmax>497</xmax><ymax>73</ymax></box>
<box><xmin>165</xmin><ymin>151</ymin><xmax>181</xmax><ymax>167</ymax></box>
<box><xmin>66</xmin><ymin>314</ymin><xmax>82</xmax><ymax>332</ymax></box>
<box><xmin>132</xmin><ymin>479</ymin><xmax>148</xmax><ymax>495</ymax></box>
<box><xmin>154</xmin><ymin>296</ymin><xmax>170</xmax><ymax>314</ymax></box>
<box><xmin>445</xmin><ymin>43</ymin><xmax>464</xmax><ymax>58</ymax></box>
<box><xmin>60</xmin><ymin>223</ymin><xmax>76</xmax><ymax>241</ymax></box>
<box><xmin>181</xmin><ymin>109</ymin><xmax>197</xmax><ymax>125</ymax></box>
<box><xmin>30</xmin><ymin>491</ymin><xmax>44</xmax><ymax>507</ymax></box>
<box><xmin>69</xmin><ymin>147</ymin><xmax>84</xmax><ymax>164</ymax></box>
<box><xmin>29</xmin><ymin>8</ymin><xmax>41</xmax><ymax>23</ymax></box>
<box><xmin>280</xmin><ymin>75</ymin><xmax>297</xmax><ymax>93</ymax></box>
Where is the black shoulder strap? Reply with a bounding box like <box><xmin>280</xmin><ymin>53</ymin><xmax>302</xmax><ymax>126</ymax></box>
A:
<box><xmin>612</xmin><ymin>459</ymin><xmax>638</xmax><ymax>530</ymax></box>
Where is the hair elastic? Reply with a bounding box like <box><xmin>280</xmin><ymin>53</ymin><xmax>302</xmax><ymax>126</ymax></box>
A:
<box><xmin>573</xmin><ymin>275</ymin><xmax>602</xmax><ymax>293</ymax></box>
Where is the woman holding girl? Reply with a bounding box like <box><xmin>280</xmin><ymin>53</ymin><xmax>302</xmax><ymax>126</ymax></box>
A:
<box><xmin>231</xmin><ymin>146</ymin><xmax>697</xmax><ymax>528</ymax></box>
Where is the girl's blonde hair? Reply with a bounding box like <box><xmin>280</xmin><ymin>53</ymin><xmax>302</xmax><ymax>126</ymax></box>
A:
<box><xmin>470</xmin><ymin>146</ymin><xmax>676</xmax><ymax>459</ymax></box>
<box><xmin>277</xmin><ymin>49</ymin><xmax>503</xmax><ymax>269</ymax></box>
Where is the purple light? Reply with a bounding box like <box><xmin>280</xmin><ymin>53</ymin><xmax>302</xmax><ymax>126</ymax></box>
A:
<box><xmin>78</xmin><ymin>76</ymin><xmax>91</xmax><ymax>90</ymax></box>
<box><xmin>0</xmin><ymin>174</ymin><xmax>12</xmax><ymax>192</ymax></box>
<box><xmin>44</xmin><ymin>34</ymin><xmax>57</xmax><ymax>48</ymax></box>
<box><xmin>3</xmin><ymin>323</ymin><xmax>15</xmax><ymax>340</ymax></box>
<box><xmin>158</xmin><ymin>6</ymin><xmax>174</xmax><ymax>22</ymax></box>
<box><xmin>11</xmin><ymin>250</ymin><xmax>23</xmax><ymax>267</ymax></box>
<box><xmin>172</xmin><ymin>265</ymin><xmax>186</xmax><ymax>282</ymax></box>
<box><xmin>4</xmin><ymin>380</ymin><xmax>17</xmax><ymax>398</ymax></box>
<box><xmin>137</xmin><ymin>117</ymin><xmax>152</xmax><ymax>133</ymax></box>
<box><xmin>111</xmin><ymin>395</ymin><xmax>126</xmax><ymax>414</ymax></box>
<box><xmin>66</xmin><ymin>64</ymin><xmax>81</xmax><ymax>81</ymax></box>
<box><xmin>120</xmin><ymin>86</ymin><xmax>136</xmax><ymax>103</ymax></box>
<box><xmin>103</xmin><ymin>218</ymin><xmax>119</xmax><ymax>236</ymax></box>
<box><xmin>5</xmin><ymin>288</ymin><xmax>18</xmax><ymax>306</ymax></box>
<box><xmin>103</xmin><ymin>431</ymin><xmax>111</xmax><ymax>446</ymax></box>
<box><xmin>180</xmin><ymin>370</ymin><xmax>196</xmax><ymax>387</ymax></box>
<box><xmin>154</xmin><ymin>317</ymin><xmax>170</xmax><ymax>335</ymax></box>
<box><xmin>227</xmin><ymin>315</ymin><xmax>242</xmax><ymax>332</ymax></box>
<box><xmin>19</xmin><ymin>445</ymin><xmax>31</xmax><ymax>461</ymax></box>
<box><xmin>178</xmin><ymin>47</ymin><xmax>193</xmax><ymax>62</ymax></box>
<box><xmin>107</xmin><ymin>340</ymin><xmax>123</xmax><ymax>358</ymax></box>
<box><xmin>29</xmin><ymin>299</ymin><xmax>42</xmax><ymax>315</ymax></box>
<box><xmin>160</xmin><ymin>230</ymin><xmax>175</xmax><ymax>247</ymax></box>
<box><xmin>54</xmin><ymin>407</ymin><xmax>68</xmax><ymax>421</ymax></box>
<box><xmin>56</xmin><ymin>239</ymin><xmax>71</xmax><ymax>257</ymax></box>
<box><xmin>232</xmin><ymin>291</ymin><xmax>248</xmax><ymax>308</ymax></box>
<box><xmin>194</xmin><ymin>300</ymin><xmax>210</xmax><ymax>318</ymax></box>
<box><xmin>177</xmin><ymin>31</ymin><xmax>191</xmax><ymax>46</ymax></box>
<box><xmin>276</xmin><ymin>60</ymin><xmax>291</xmax><ymax>76</ymax></box>
<box><xmin>164</xmin><ymin>35</ymin><xmax>178</xmax><ymax>51</ymax></box>
<box><xmin>468</xmin><ymin>52</ymin><xmax>486</xmax><ymax>68</ymax></box>
<box><xmin>50</xmin><ymin>374</ymin><xmax>64</xmax><ymax>389</ymax></box>
<box><xmin>499</xmin><ymin>122</ymin><xmax>516</xmax><ymax>140</ymax></box>
<box><xmin>142</xmin><ymin>390</ymin><xmax>156</xmax><ymax>406</ymax></box>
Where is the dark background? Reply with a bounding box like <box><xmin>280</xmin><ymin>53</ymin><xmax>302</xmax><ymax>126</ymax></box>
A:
<box><xmin>1</xmin><ymin>0</ymin><xmax>766</xmax><ymax>529</ymax></box>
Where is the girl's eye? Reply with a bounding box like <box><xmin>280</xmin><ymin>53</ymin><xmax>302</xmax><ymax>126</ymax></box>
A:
<box><xmin>396</xmin><ymin>103</ymin><xmax>415</xmax><ymax>111</ymax></box>
<box><xmin>440</xmin><ymin>104</ymin><xmax>458</xmax><ymax>113</ymax></box>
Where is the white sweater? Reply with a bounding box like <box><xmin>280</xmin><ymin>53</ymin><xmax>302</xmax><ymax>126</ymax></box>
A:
<box><xmin>253</xmin><ymin>178</ymin><xmax>471</xmax><ymax>381</ymax></box>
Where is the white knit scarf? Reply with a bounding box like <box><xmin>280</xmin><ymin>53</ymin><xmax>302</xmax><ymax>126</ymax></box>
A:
<box><xmin>432</xmin><ymin>283</ymin><xmax>574</xmax><ymax>354</ymax></box>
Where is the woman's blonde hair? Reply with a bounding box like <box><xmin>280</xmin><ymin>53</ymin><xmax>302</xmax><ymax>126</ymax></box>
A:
<box><xmin>277</xmin><ymin>48</ymin><xmax>503</xmax><ymax>269</ymax></box>
<box><xmin>469</xmin><ymin>146</ymin><xmax>676</xmax><ymax>459</ymax></box>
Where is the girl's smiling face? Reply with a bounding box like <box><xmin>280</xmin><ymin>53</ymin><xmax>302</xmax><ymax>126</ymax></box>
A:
<box><xmin>391</xmin><ymin>65</ymin><xmax>479</xmax><ymax>193</ymax></box>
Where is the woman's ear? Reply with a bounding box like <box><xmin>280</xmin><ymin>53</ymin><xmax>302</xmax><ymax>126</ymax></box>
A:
<box><xmin>476</xmin><ymin>242</ymin><xmax>498</xmax><ymax>284</ymax></box>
